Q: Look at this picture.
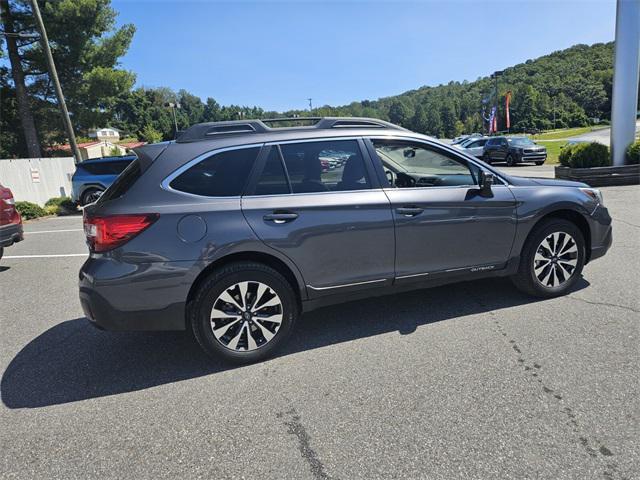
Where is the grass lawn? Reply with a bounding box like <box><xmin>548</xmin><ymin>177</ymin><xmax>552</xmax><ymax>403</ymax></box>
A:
<box><xmin>531</xmin><ymin>126</ymin><xmax>605</xmax><ymax>141</ymax></box>
<box><xmin>537</xmin><ymin>140</ymin><xmax>563</xmax><ymax>164</ymax></box>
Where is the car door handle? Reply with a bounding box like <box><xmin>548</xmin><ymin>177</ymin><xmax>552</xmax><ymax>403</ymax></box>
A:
<box><xmin>263</xmin><ymin>212</ymin><xmax>299</xmax><ymax>224</ymax></box>
<box><xmin>396</xmin><ymin>207</ymin><xmax>424</xmax><ymax>217</ymax></box>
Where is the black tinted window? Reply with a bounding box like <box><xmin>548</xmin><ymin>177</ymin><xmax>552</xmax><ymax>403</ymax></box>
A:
<box><xmin>170</xmin><ymin>147</ymin><xmax>259</xmax><ymax>197</ymax></box>
<box><xmin>254</xmin><ymin>148</ymin><xmax>290</xmax><ymax>195</ymax></box>
<box><xmin>98</xmin><ymin>159</ymin><xmax>141</xmax><ymax>203</ymax></box>
<box><xmin>280</xmin><ymin>140</ymin><xmax>370</xmax><ymax>193</ymax></box>
<box><xmin>81</xmin><ymin>159</ymin><xmax>133</xmax><ymax>175</ymax></box>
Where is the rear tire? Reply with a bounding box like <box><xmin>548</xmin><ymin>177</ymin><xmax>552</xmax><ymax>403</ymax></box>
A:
<box><xmin>482</xmin><ymin>153</ymin><xmax>492</xmax><ymax>165</ymax></box>
<box><xmin>511</xmin><ymin>218</ymin><xmax>585</xmax><ymax>298</ymax></box>
<box><xmin>0</xmin><ymin>247</ymin><xmax>3</xmax><ymax>261</ymax></box>
<box><xmin>80</xmin><ymin>188</ymin><xmax>104</xmax><ymax>206</ymax></box>
<box><xmin>190</xmin><ymin>261</ymin><xmax>298</xmax><ymax>364</ymax></box>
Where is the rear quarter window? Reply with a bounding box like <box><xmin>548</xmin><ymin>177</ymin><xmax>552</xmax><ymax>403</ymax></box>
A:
<box><xmin>97</xmin><ymin>159</ymin><xmax>142</xmax><ymax>203</ymax></box>
<box><xmin>169</xmin><ymin>147</ymin><xmax>260</xmax><ymax>197</ymax></box>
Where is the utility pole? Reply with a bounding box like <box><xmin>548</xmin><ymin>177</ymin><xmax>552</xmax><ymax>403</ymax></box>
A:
<box><xmin>553</xmin><ymin>96</ymin><xmax>556</xmax><ymax>130</ymax></box>
<box><xmin>29</xmin><ymin>0</ymin><xmax>81</xmax><ymax>163</ymax></box>
<box><xmin>165</xmin><ymin>102</ymin><xmax>181</xmax><ymax>138</ymax></box>
<box><xmin>307</xmin><ymin>98</ymin><xmax>313</xmax><ymax>111</ymax></box>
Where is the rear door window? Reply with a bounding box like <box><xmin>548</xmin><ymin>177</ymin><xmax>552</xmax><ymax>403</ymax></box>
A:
<box><xmin>170</xmin><ymin>147</ymin><xmax>260</xmax><ymax>197</ymax></box>
<box><xmin>279</xmin><ymin>140</ymin><xmax>371</xmax><ymax>193</ymax></box>
<box><xmin>253</xmin><ymin>148</ymin><xmax>291</xmax><ymax>195</ymax></box>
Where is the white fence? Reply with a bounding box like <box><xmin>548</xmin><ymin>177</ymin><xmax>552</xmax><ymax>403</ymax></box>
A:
<box><xmin>0</xmin><ymin>157</ymin><xmax>76</xmax><ymax>206</ymax></box>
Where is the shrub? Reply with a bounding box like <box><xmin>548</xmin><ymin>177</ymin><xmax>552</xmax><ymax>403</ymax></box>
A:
<box><xmin>559</xmin><ymin>144</ymin><xmax>576</xmax><ymax>166</ymax></box>
<box><xmin>15</xmin><ymin>201</ymin><xmax>47</xmax><ymax>220</ymax></box>
<box><xmin>626</xmin><ymin>140</ymin><xmax>640</xmax><ymax>165</ymax></box>
<box><xmin>559</xmin><ymin>142</ymin><xmax>609</xmax><ymax>168</ymax></box>
<box><xmin>44</xmin><ymin>196</ymin><xmax>77</xmax><ymax>215</ymax></box>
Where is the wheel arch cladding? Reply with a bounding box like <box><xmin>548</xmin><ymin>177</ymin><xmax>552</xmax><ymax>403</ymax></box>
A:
<box><xmin>185</xmin><ymin>251</ymin><xmax>304</xmax><ymax>317</ymax></box>
<box><xmin>532</xmin><ymin>209</ymin><xmax>592</xmax><ymax>262</ymax></box>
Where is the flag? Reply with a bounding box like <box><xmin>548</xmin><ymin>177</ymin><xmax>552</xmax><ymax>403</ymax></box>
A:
<box><xmin>489</xmin><ymin>106</ymin><xmax>497</xmax><ymax>133</ymax></box>
<box><xmin>505</xmin><ymin>91</ymin><xmax>512</xmax><ymax>129</ymax></box>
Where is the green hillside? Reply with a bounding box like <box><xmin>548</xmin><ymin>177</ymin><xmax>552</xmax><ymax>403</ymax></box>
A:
<box><xmin>293</xmin><ymin>42</ymin><xmax>618</xmax><ymax>138</ymax></box>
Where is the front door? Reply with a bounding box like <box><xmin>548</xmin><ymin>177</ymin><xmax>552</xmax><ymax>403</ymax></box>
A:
<box><xmin>367</xmin><ymin>138</ymin><xmax>517</xmax><ymax>281</ymax></box>
<box><xmin>242</xmin><ymin>139</ymin><xmax>395</xmax><ymax>297</ymax></box>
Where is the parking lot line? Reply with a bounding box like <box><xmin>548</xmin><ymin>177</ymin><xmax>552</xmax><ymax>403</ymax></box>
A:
<box><xmin>3</xmin><ymin>254</ymin><xmax>87</xmax><ymax>259</ymax></box>
<box><xmin>24</xmin><ymin>229</ymin><xmax>84</xmax><ymax>234</ymax></box>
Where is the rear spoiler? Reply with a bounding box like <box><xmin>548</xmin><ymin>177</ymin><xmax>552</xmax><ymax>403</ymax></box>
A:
<box><xmin>132</xmin><ymin>141</ymin><xmax>173</xmax><ymax>172</ymax></box>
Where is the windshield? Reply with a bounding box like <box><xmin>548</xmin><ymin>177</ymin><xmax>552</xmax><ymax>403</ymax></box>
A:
<box><xmin>507</xmin><ymin>137</ymin><xmax>535</xmax><ymax>146</ymax></box>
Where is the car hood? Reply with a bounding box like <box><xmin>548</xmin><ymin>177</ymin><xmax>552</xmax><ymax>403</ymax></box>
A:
<box><xmin>506</xmin><ymin>175</ymin><xmax>588</xmax><ymax>188</ymax></box>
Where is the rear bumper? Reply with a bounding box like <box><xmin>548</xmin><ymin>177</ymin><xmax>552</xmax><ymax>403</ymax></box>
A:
<box><xmin>78</xmin><ymin>255</ymin><xmax>191</xmax><ymax>331</ymax></box>
<box><xmin>80</xmin><ymin>286</ymin><xmax>185</xmax><ymax>331</ymax></box>
<box><xmin>0</xmin><ymin>222</ymin><xmax>24</xmax><ymax>247</ymax></box>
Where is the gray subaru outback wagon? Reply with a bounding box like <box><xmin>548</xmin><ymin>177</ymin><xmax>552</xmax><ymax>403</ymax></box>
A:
<box><xmin>80</xmin><ymin>117</ymin><xmax>612</xmax><ymax>363</ymax></box>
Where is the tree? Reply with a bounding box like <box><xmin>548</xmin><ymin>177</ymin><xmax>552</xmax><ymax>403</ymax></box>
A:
<box><xmin>0</xmin><ymin>0</ymin><xmax>135</xmax><ymax>156</ymax></box>
<box><xmin>0</xmin><ymin>0</ymin><xmax>41</xmax><ymax>156</ymax></box>
<box><xmin>140</xmin><ymin>124</ymin><xmax>162</xmax><ymax>143</ymax></box>
<box><xmin>388</xmin><ymin>100</ymin><xmax>410</xmax><ymax>127</ymax></box>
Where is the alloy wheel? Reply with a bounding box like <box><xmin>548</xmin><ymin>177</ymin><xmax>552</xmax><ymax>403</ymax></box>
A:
<box><xmin>210</xmin><ymin>281</ymin><xmax>283</xmax><ymax>352</ymax></box>
<box><xmin>533</xmin><ymin>231</ymin><xmax>578</xmax><ymax>288</ymax></box>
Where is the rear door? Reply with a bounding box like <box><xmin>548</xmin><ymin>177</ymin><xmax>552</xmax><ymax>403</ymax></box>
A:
<box><xmin>242</xmin><ymin>139</ymin><xmax>395</xmax><ymax>297</ymax></box>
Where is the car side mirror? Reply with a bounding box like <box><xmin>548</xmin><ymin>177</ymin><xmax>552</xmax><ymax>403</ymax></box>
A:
<box><xmin>478</xmin><ymin>171</ymin><xmax>494</xmax><ymax>196</ymax></box>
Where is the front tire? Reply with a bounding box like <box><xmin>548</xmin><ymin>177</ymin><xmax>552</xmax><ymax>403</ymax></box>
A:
<box><xmin>0</xmin><ymin>246</ymin><xmax>3</xmax><ymax>261</ymax></box>
<box><xmin>535</xmin><ymin>161</ymin><xmax>545</xmax><ymax>166</ymax></box>
<box><xmin>482</xmin><ymin>153</ymin><xmax>492</xmax><ymax>165</ymax></box>
<box><xmin>190</xmin><ymin>262</ymin><xmax>298</xmax><ymax>363</ymax></box>
<box><xmin>512</xmin><ymin>218</ymin><xmax>585</xmax><ymax>297</ymax></box>
<box><xmin>506</xmin><ymin>154</ymin><xmax>516</xmax><ymax>167</ymax></box>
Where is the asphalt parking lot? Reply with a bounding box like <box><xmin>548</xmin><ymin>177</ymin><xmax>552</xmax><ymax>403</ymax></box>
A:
<box><xmin>1</xmin><ymin>171</ymin><xmax>638</xmax><ymax>479</ymax></box>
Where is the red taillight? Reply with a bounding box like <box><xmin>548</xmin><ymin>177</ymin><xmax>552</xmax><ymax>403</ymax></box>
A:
<box><xmin>83</xmin><ymin>213</ymin><xmax>159</xmax><ymax>252</ymax></box>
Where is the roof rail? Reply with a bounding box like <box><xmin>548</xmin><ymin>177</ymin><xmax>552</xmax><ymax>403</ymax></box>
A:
<box><xmin>176</xmin><ymin>117</ymin><xmax>404</xmax><ymax>142</ymax></box>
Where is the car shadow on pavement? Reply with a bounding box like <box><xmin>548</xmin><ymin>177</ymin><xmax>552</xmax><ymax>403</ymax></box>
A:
<box><xmin>1</xmin><ymin>277</ymin><xmax>589</xmax><ymax>409</ymax></box>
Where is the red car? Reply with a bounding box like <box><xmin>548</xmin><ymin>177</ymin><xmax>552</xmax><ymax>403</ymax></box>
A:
<box><xmin>0</xmin><ymin>184</ymin><xmax>23</xmax><ymax>259</ymax></box>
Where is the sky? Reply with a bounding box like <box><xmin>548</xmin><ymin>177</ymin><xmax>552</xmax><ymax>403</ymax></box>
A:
<box><xmin>112</xmin><ymin>0</ymin><xmax>617</xmax><ymax>112</ymax></box>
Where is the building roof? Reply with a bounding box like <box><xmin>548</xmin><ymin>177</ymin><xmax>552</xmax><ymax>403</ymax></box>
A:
<box><xmin>119</xmin><ymin>141</ymin><xmax>147</xmax><ymax>149</ymax></box>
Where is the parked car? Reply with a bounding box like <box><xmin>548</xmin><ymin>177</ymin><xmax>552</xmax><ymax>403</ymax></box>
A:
<box><xmin>459</xmin><ymin>137</ymin><xmax>489</xmax><ymax>158</ymax></box>
<box><xmin>452</xmin><ymin>133</ymin><xmax>482</xmax><ymax>145</ymax></box>
<box><xmin>72</xmin><ymin>155</ymin><xmax>136</xmax><ymax>206</ymax></box>
<box><xmin>0</xmin><ymin>184</ymin><xmax>24</xmax><ymax>260</ymax></box>
<box><xmin>483</xmin><ymin>136</ymin><xmax>547</xmax><ymax>166</ymax></box>
<box><xmin>80</xmin><ymin>117</ymin><xmax>612</xmax><ymax>363</ymax></box>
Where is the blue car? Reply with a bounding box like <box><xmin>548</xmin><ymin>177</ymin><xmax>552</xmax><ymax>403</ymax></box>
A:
<box><xmin>71</xmin><ymin>155</ymin><xmax>136</xmax><ymax>205</ymax></box>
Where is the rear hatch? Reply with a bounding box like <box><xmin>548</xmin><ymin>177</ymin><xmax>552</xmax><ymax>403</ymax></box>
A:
<box><xmin>83</xmin><ymin>142</ymin><xmax>170</xmax><ymax>252</ymax></box>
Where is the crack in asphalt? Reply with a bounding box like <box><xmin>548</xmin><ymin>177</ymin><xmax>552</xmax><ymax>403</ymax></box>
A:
<box><xmin>278</xmin><ymin>407</ymin><xmax>332</xmax><ymax>480</ymax></box>
<box><xmin>490</xmin><ymin>319</ymin><xmax>628</xmax><ymax>480</ymax></box>
<box><xmin>613</xmin><ymin>219</ymin><xmax>640</xmax><ymax>229</ymax></box>
<box><xmin>465</xmin><ymin>289</ymin><xmax>628</xmax><ymax>479</ymax></box>
<box><xmin>566</xmin><ymin>295</ymin><xmax>640</xmax><ymax>314</ymax></box>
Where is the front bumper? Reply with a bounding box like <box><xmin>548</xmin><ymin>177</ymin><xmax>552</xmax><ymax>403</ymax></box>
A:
<box><xmin>519</xmin><ymin>153</ymin><xmax>547</xmax><ymax>163</ymax></box>
<box><xmin>0</xmin><ymin>222</ymin><xmax>24</xmax><ymax>247</ymax></box>
<box><xmin>588</xmin><ymin>204</ymin><xmax>613</xmax><ymax>263</ymax></box>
